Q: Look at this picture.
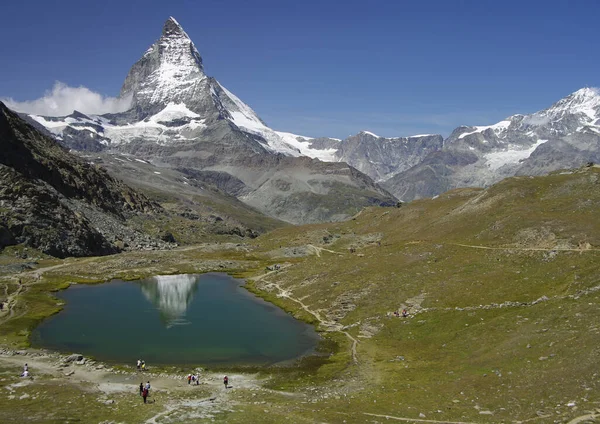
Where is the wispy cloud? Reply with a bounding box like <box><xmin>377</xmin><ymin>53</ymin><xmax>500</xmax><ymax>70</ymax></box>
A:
<box><xmin>2</xmin><ymin>82</ymin><xmax>132</xmax><ymax>116</ymax></box>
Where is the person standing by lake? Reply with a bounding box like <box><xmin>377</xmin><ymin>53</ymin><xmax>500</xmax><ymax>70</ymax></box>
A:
<box><xmin>223</xmin><ymin>376</ymin><xmax>229</xmax><ymax>389</ymax></box>
<box><xmin>142</xmin><ymin>381</ymin><xmax>151</xmax><ymax>403</ymax></box>
<box><xmin>139</xmin><ymin>382</ymin><xmax>143</xmax><ymax>396</ymax></box>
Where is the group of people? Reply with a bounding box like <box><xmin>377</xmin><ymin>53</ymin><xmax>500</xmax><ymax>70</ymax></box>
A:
<box><xmin>139</xmin><ymin>381</ymin><xmax>151</xmax><ymax>403</ymax></box>
<box><xmin>186</xmin><ymin>373</ymin><xmax>229</xmax><ymax>389</ymax></box>
<box><xmin>393</xmin><ymin>309</ymin><xmax>409</xmax><ymax>318</ymax></box>
<box><xmin>136</xmin><ymin>373</ymin><xmax>231</xmax><ymax>404</ymax></box>
<box><xmin>186</xmin><ymin>373</ymin><xmax>200</xmax><ymax>385</ymax></box>
<box><xmin>136</xmin><ymin>359</ymin><xmax>147</xmax><ymax>371</ymax></box>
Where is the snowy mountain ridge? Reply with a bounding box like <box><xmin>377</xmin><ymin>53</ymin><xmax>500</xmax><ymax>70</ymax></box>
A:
<box><xmin>28</xmin><ymin>17</ymin><xmax>339</xmax><ymax>159</ymax></box>
<box><xmin>19</xmin><ymin>16</ymin><xmax>600</xmax><ymax>205</ymax></box>
<box><xmin>383</xmin><ymin>87</ymin><xmax>600</xmax><ymax>201</ymax></box>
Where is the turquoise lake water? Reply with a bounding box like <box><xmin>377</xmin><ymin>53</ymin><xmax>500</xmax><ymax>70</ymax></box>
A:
<box><xmin>31</xmin><ymin>273</ymin><xmax>319</xmax><ymax>366</ymax></box>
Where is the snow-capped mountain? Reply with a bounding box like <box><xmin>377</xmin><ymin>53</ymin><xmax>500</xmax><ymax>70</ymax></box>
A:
<box><xmin>23</xmin><ymin>17</ymin><xmax>397</xmax><ymax>224</ymax></box>
<box><xmin>383</xmin><ymin>87</ymin><xmax>600</xmax><ymax>200</ymax></box>
<box><xmin>23</xmin><ymin>16</ymin><xmax>444</xmax><ymax>177</ymax></box>
<box><xmin>20</xmin><ymin>16</ymin><xmax>600</xmax><ymax>209</ymax></box>
<box><xmin>27</xmin><ymin>17</ymin><xmax>342</xmax><ymax>159</ymax></box>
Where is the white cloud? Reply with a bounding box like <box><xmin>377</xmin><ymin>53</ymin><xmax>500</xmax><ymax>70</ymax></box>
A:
<box><xmin>2</xmin><ymin>82</ymin><xmax>132</xmax><ymax>116</ymax></box>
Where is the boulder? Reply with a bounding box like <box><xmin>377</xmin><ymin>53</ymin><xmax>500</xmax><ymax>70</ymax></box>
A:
<box><xmin>64</xmin><ymin>354</ymin><xmax>83</xmax><ymax>363</ymax></box>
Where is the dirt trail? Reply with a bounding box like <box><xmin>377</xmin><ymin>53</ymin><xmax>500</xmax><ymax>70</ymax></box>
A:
<box><xmin>0</xmin><ymin>258</ymin><xmax>93</xmax><ymax>323</ymax></box>
<box><xmin>1</xmin><ymin>280</ymin><xmax>25</xmax><ymax>319</ymax></box>
<box><xmin>306</xmin><ymin>244</ymin><xmax>344</xmax><ymax>257</ymax></box>
<box><xmin>566</xmin><ymin>412</ymin><xmax>600</xmax><ymax>424</ymax></box>
<box><xmin>0</xmin><ymin>352</ymin><xmax>262</xmax><ymax>395</ymax></box>
<box><xmin>251</xmin><ymin>267</ymin><xmax>359</xmax><ymax>364</ymax></box>
<box><xmin>0</xmin><ymin>350</ymin><xmax>276</xmax><ymax>424</ymax></box>
<box><xmin>451</xmin><ymin>243</ymin><xmax>600</xmax><ymax>252</ymax></box>
<box><xmin>363</xmin><ymin>412</ymin><xmax>477</xmax><ymax>424</ymax></box>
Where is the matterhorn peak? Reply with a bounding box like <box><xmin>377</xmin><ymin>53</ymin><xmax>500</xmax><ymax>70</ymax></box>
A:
<box><xmin>162</xmin><ymin>16</ymin><xmax>187</xmax><ymax>37</ymax></box>
<box><xmin>152</xmin><ymin>16</ymin><xmax>203</xmax><ymax>72</ymax></box>
<box><xmin>119</xmin><ymin>17</ymin><xmax>207</xmax><ymax>117</ymax></box>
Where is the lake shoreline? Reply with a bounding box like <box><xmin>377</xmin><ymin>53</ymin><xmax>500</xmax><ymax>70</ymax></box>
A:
<box><xmin>28</xmin><ymin>272</ymin><xmax>330</xmax><ymax>370</ymax></box>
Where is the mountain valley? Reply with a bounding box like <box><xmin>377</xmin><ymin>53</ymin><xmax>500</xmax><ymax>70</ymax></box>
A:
<box><xmin>1</xmin><ymin>164</ymin><xmax>599</xmax><ymax>423</ymax></box>
<box><xmin>1</xmin><ymin>14</ymin><xmax>599</xmax><ymax>424</ymax></box>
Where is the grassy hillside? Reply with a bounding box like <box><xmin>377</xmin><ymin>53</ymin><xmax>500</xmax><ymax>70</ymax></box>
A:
<box><xmin>244</xmin><ymin>165</ymin><xmax>600</xmax><ymax>422</ymax></box>
<box><xmin>1</xmin><ymin>166</ymin><xmax>599</xmax><ymax>423</ymax></box>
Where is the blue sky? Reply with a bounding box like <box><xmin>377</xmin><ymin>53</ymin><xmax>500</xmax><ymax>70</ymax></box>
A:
<box><xmin>1</xmin><ymin>0</ymin><xmax>599</xmax><ymax>138</ymax></box>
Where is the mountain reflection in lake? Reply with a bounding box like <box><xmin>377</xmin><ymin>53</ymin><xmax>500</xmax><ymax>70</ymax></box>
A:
<box><xmin>138</xmin><ymin>274</ymin><xmax>198</xmax><ymax>327</ymax></box>
<box><xmin>32</xmin><ymin>273</ymin><xmax>319</xmax><ymax>366</ymax></box>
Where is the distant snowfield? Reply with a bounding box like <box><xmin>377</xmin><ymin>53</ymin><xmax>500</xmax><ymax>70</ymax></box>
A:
<box><xmin>484</xmin><ymin>139</ymin><xmax>548</xmax><ymax>170</ymax></box>
<box><xmin>150</xmin><ymin>102</ymin><xmax>199</xmax><ymax>121</ymax></box>
<box><xmin>458</xmin><ymin>120</ymin><xmax>512</xmax><ymax>140</ymax></box>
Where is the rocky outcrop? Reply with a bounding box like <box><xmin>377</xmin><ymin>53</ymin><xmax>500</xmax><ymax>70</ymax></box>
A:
<box><xmin>0</xmin><ymin>102</ymin><xmax>171</xmax><ymax>257</ymax></box>
<box><xmin>0</xmin><ymin>163</ymin><xmax>117</xmax><ymax>257</ymax></box>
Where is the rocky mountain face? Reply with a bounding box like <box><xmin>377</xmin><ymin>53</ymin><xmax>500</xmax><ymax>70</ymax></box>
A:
<box><xmin>25</xmin><ymin>17</ymin><xmax>397</xmax><ymax>224</ymax></box>
<box><xmin>383</xmin><ymin>87</ymin><xmax>600</xmax><ymax>200</ymax></box>
<box><xmin>334</xmin><ymin>131</ymin><xmax>444</xmax><ymax>182</ymax></box>
<box><xmin>0</xmin><ymin>102</ymin><xmax>174</xmax><ymax>258</ymax></box>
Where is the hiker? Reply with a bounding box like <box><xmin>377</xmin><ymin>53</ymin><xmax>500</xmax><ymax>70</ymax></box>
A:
<box><xmin>141</xmin><ymin>360</ymin><xmax>146</xmax><ymax>371</ymax></box>
<box><xmin>187</xmin><ymin>374</ymin><xmax>192</xmax><ymax>384</ymax></box>
<box><xmin>143</xmin><ymin>381</ymin><xmax>151</xmax><ymax>402</ymax></box>
<box><xmin>195</xmin><ymin>374</ymin><xmax>200</xmax><ymax>385</ymax></box>
<box><xmin>402</xmin><ymin>309</ymin><xmax>408</xmax><ymax>318</ymax></box>
<box><xmin>137</xmin><ymin>359</ymin><xmax>141</xmax><ymax>370</ymax></box>
<box><xmin>139</xmin><ymin>382</ymin><xmax>143</xmax><ymax>396</ymax></box>
<box><xmin>223</xmin><ymin>375</ymin><xmax>229</xmax><ymax>389</ymax></box>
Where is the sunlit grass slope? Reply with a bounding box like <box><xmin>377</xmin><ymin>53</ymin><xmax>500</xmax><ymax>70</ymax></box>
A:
<box><xmin>247</xmin><ymin>166</ymin><xmax>600</xmax><ymax>422</ymax></box>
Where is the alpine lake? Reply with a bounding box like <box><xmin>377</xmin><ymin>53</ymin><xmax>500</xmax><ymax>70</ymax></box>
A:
<box><xmin>31</xmin><ymin>273</ymin><xmax>319</xmax><ymax>366</ymax></box>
